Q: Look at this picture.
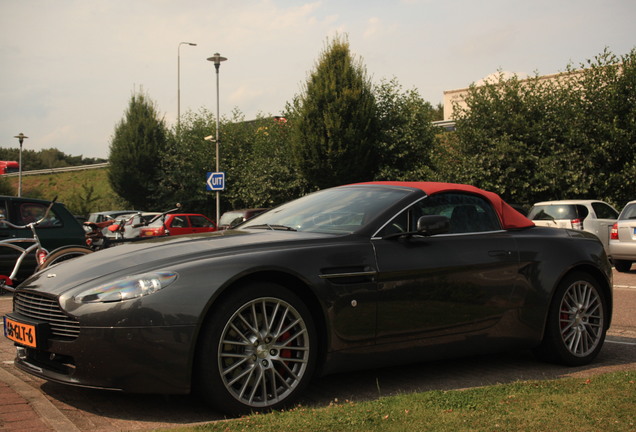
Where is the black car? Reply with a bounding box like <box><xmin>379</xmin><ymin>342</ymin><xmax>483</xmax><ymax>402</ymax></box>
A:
<box><xmin>0</xmin><ymin>196</ymin><xmax>86</xmax><ymax>282</ymax></box>
<box><xmin>3</xmin><ymin>182</ymin><xmax>612</xmax><ymax>415</ymax></box>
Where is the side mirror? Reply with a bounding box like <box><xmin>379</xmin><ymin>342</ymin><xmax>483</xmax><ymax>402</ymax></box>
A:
<box><xmin>416</xmin><ymin>215</ymin><xmax>450</xmax><ymax>236</ymax></box>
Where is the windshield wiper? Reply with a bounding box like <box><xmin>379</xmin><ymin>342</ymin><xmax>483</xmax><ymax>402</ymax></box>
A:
<box><xmin>246</xmin><ymin>224</ymin><xmax>297</xmax><ymax>231</ymax></box>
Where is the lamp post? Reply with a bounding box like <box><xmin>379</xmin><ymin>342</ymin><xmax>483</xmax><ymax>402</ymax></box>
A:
<box><xmin>177</xmin><ymin>42</ymin><xmax>197</xmax><ymax>131</ymax></box>
<box><xmin>13</xmin><ymin>133</ymin><xmax>28</xmax><ymax>197</ymax></box>
<box><xmin>206</xmin><ymin>52</ymin><xmax>227</xmax><ymax>225</ymax></box>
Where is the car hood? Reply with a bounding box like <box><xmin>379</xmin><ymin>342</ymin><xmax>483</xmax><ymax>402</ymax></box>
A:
<box><xmin>18</xmin><ymin>229</ymin><xmax>336</xmax><ymax>296</ymax></box>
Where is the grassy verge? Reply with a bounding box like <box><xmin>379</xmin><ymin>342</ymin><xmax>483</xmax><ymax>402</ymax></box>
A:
<box><xmin>6</xmin><ymin>168</ymin><xmax>127</xmax><ymax>216</ymax></box>
<box><xmin>163</xmin><ymin>370</ymin><xmax>635</xmax><ymax>432</ymax></box>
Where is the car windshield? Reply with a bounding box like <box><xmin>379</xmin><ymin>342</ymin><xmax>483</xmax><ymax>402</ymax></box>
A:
<box><xmin>528</xmin><ymin>204</ymin><xmax>588</xmax><ymax>220</ymax></box>
<box><xmin>242</xmin><ymin>186</ymin><xmax>412</xmax><ymax>234</ymax></box>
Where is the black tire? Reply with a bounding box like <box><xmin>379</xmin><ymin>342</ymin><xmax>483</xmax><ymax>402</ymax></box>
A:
<box><xmin>195</xmin><ymin>282</ymin><xmax>317</xmax><ymax>416</ymax></box>
<box><xmin>40</xmin><ymin>246</ymin><xmax>92</xmax><ymax>269</ymax></box>
<box><xmin>533</xmin><ymin>272</ymin><xmax>608</xmax><ymax>366</ymax></box>
<box><xmin>613</xmin><ymin>259</ymin><xmax>633</xmax><ymax>273</ymax></box>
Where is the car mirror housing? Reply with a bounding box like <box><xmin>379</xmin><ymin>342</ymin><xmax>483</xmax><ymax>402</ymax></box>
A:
<box><xmin>383</xmin><ymin>215</ymin><xmax>450</xmax><ymax>240</ymax></box>
<box><xmin>417</xmin><ymin>215</ymin><xmax>450</xmax><ymax>236</ymax></box>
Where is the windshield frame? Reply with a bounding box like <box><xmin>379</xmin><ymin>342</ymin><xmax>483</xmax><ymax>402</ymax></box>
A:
<box><xmin>241</xmin><ymin>185</ymin><xmax>416</xmax><ymax>235</ymax></box>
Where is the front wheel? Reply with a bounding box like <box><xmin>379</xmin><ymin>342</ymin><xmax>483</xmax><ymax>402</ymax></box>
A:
<box><xmin>40</xmin><ymin>246</ymin><xmax>92</xmax><ymax>269</ymax></box>
<box><xmin>533</xmin><ymin>272</ymin><xmax>608</xmax><ymax>366</ymax></box>
<box><xmin>195</xmin><ymin>282</ymin><xmax>317</xmax><ymax>416</ymax></box>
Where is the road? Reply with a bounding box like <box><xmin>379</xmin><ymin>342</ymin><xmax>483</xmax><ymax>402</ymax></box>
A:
<box><xmin>1</xmin><ymin>268</ymin><xmax>635</xmax><ymax>431</ymax></box>
<box><xmin>611</xmin><ymin>268</ymin><xmax>636</xmax><ymax>334</ymax></box>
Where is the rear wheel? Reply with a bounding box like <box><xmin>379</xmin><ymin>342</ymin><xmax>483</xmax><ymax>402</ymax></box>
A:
<box><xmin>613</xmin><ymin>259</ymin><xmax>633</xmax><ymax>273</ymax></box>
<box><xmin>534</xmin><ymin>272</ymin><xmax>607</xmax><ymax>366</ymax></box>
<box><xmin>195</xmin><ymin>282</ymin><xmax>317</xmax><ymax>415</ymax></box>
<box><xmin>40</xmin><ymin>246</ymin><xmax>92</xmax><ymax>269</ymax></box>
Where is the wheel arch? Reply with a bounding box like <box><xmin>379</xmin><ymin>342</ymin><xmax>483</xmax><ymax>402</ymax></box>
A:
<box><xmin>548</xmin><ymin>263</ymin><xmax>613</xmax><ymax>330</ymax></box>
<box><xmin>533</xmin><ymin>263</ymin><xmax>612</xmax><ymax>365</ymax></box>
<box><xmin>190</xmin><ymin>269</ymin><xmax>329</xmax><ymax>386</ymax></box>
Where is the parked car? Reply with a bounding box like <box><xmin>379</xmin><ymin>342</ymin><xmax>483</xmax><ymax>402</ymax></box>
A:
<box><xmin>0</xmin><ymin>196</ymin><xmax>86</xmax><ymax>281</ymax></box>
<box><xmin>4</xmin><ymin>182</ymin><xmax>612</xmax><ymax>416</ymax></box>
<box><xmin>103</xmin><ymin>212</ymin><xmax>161</xmax><ymax>239</ymax></box>
<box><xmin>527</xmin><ymin>200</ymin><xmax>618</xmax><ymax>253</ymax></box>
<box><xmin>609</xmin><ymin>200</ymin><xmax>636</xmax><ymax>272</ymax></box>
<box><xmin>87</xmin><ymin>210</ymin><xmax>137</xmax><ymax>224</ymax></box>
<box><xmin>139</xmin><ymin>213</ymin><xmax>217</xmax><ymax>237</ymax></box>
<box><xmin>218</xmin><ymin>208</ymin><xmax>268</xmax><ymax>230</ymax></box>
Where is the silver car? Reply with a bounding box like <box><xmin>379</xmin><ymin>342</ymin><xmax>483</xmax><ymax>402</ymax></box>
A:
<box><xmin>527</xmin><ymin>200</ymin><xmax>619</xmax><ymax>253</ymax></box>
<box><xmin>609</xmin><ymin>200</ymin><xmax>636</xmax><ymax>272</ymax></box>
<box><xmin>104</xmin><ymin>212</ymin><xmax>161</xmax><ymax>239</ymax></box>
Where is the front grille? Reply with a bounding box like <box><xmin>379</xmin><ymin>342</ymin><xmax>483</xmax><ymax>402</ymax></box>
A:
<box><xmin>14</xmin><ymin>292</ymin><xmax>80</xmax><ymax>340</ymax></box>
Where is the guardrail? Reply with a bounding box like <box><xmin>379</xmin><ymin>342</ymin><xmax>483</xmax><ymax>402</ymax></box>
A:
<box><xmin>2</xmin><ymin>162</ymin><xmax>109</xmax><ymax>177</ymax></box>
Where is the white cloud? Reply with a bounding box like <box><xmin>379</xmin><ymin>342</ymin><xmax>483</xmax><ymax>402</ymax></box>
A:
<box><xmin>1</xmin><ymin>0</ymin><xmax>634</xmax><ymax>159</ymax></box>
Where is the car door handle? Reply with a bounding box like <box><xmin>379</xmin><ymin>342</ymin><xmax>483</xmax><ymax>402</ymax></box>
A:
<box><xmin>488</xmin><ymin>250</ymin><xmax>512</xmax><ymax>257</ymax></box>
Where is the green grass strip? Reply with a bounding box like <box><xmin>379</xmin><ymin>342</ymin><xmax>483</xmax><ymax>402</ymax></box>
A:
<box><xmin>161</xmin><ymin>370</ymin><xmax>635</xmax><ymax>432</ymax></box>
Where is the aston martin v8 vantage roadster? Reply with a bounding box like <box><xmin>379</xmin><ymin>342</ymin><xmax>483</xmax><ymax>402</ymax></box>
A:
<box><xmin>3</xmin><ymin>182</ymin><xmax>613</xmax><ymax>415</ymax></box>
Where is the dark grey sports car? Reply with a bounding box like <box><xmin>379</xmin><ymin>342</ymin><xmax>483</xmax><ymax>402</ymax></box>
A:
<box><xmin>3</xmin><ymin>182</ymin><xmax>613</xmax><ymax>415</ymax></box>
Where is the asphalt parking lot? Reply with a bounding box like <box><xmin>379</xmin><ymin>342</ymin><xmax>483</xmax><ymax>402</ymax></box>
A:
<box><xmin>1</xmin><ymin>268</ymin><xmax>635</xmax><ymax>431</ymax></box>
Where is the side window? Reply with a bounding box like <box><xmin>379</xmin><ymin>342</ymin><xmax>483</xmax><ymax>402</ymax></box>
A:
<box><xmin>17</xmin><ymin>203</ymin><xmax>61</xmax><ymax>227</ymax></box>
<box><xmin>377</xmin><ymin>210</ymin><xmax>409</xmax><ymax>236</ymax></box>
<box><xmin>171</xmin><ymin>216</ymin><xmax>187</xmax><ymax>228</ymax></box>
<box><xmin>416</xmin><ymin>193</ymin><xmax>501</xmax><ymax>234</ymax></box>
<box><xmin>190</xmin><ymin>216</ymin><xmax>211</xmax><ymax>228</ymax></box>
<box><xmin>377</xmin><ymin>192</ymin><xmax>501</xmax><ymax>237</ymax></box>
<box><xmin>592</xmin><ymin>202</ymin><xmax>618</xmax><ymax>219</ymax></box>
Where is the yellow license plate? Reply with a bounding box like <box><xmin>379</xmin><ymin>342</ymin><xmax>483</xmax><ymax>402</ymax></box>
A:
<box><xmin>3</xmin><ymin>316</ymin><xmax>37</xmax><ymax>348</ymax></box>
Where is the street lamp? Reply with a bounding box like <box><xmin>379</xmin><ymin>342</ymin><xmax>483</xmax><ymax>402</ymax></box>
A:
<box><xmin>206</xmin><ymin>52</ymin><xmax>227</xmax><ymax>225</ymax></box>
<box><xmin>13</xmin><ymin>133</ymin><xmax>28</xmax><ymax>197</ymax></box>
<box><xmin>177</xmin><ymin>42</ymin><xmax>197</xmax><ymax>131</ymax></box>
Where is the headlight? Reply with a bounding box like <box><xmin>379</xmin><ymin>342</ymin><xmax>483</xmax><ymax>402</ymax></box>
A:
<box><xmin>74</xmin><ymin>271</ymin><xmax>178</xmax><ymax>303</ymax></box>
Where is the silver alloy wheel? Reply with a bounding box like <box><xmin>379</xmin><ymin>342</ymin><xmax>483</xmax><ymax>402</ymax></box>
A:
<box><xmin>558</xmin><ymin>280</ymin><xmax>604</xmax><ymax>357</ymax></box>
<box><xmin>218</xmin><ymin>296</ymin><xmax>310</xmax><ymax>409</ymax></box>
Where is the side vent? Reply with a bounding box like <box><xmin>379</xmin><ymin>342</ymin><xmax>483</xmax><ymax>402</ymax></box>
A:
<box><xmin>318</xmin><ymin>266</ymin><xmax>376</xmax><ymax>284</ymax></box>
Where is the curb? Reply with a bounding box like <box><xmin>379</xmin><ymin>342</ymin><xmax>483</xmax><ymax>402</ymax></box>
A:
<box><xmin>1</xmin><ymin>295</ymin><xmax>77</xmax><ymax>431</ymax></box>
<box><xmin>0</xmin><ymin>365</ymin><xmax>80</xmax><ymax>432</ymax></box>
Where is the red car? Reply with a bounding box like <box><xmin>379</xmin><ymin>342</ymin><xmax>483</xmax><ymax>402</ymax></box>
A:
<box><xmin>139</xmin><ymin>213</ymin><xmax>216</xmax><ymax>237</ymax></box>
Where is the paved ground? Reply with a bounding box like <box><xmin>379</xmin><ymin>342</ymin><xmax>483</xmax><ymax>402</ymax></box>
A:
<box><xmin>1</xmin><ymin>268</ymin><xmax>635</xmax><ymax>431</ymax></box>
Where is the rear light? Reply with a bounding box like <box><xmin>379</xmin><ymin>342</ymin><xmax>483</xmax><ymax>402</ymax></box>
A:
<box><xmin>141</xmin><ymin>228</ymin><xmax>164</xmax><ymax>237</ymax></box>
<box><xmin>571</xmin><ymin>218</ymin><xmax>583</xmax><ymax>230</ymax></box>
<box><xmin>610</xmin><ymin>223</ymin><xmax>619</xmax><ymax>240</ymax></box>
<box><xmin>36</xmin><ymin>249</ymin><xmax>49</xmax><ymax>266</ymax></box>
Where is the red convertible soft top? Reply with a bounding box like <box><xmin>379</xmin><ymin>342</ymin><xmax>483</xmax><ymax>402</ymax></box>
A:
<box><xmin>356</xmin><ymin>181</ymin><xmax>534</xmax><ymax>230</ymax></box>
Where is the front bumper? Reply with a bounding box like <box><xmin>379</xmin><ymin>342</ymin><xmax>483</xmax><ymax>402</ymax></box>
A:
<box><xmin>10</xmin><ymin>317</ymin><xmax>197</xmax><ymax>394</ymax></box>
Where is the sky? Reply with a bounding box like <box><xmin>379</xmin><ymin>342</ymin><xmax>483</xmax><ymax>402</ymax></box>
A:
<box><xmin>1</xmin><ymin>0</ymin><xmax>634</xmax><ymax>160</ymax></box>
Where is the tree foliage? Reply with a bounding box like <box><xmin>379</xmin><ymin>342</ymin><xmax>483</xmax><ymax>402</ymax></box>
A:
<box><xmin>447</xmin><ymin>48</ymin><xmax>636</xmax><ymax>206</ymax></box>
<box><xmin>154</xmin><ymin>108</ymin><xmax>217</xmax><ymax>214</ymax></box>
<box><xmin>156</xmin><ymin>109</ymin><xmax>308</xmax><ymax>217</ymax></box>
<box><xmin>290</xmin><ymin>35</ymin><xmax>379</xmax><ymax>189</ymax></box>
<box><xmin>374</xmin><ymin>78</ymin><xmax>438</xmax><ymax>181</ymax></box>
<box><xmin>108</xmin><ymin>91</ymin><xmax>168</xmax><ymax>210</ymax></box>
<box><xmin>225</xmin><ymin>115</ymin><xmax>308</xmax><ymax>209</ymax></box>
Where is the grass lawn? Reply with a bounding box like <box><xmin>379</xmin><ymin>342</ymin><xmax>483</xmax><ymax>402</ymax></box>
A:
<box><xmin>160</xmin><ymin>370</ymin><xmax>635</xmax><ymax>432</ymax></box>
